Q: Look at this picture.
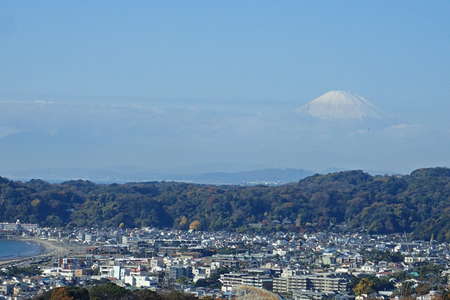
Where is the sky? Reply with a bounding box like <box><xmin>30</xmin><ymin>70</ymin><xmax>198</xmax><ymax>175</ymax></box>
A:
<box><xmin>1</xmin><ymin>1</ymin><xmax>450</xmax><ymax>177</ymax></box>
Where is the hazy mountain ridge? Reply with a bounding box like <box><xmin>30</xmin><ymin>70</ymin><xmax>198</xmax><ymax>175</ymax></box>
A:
<box><xmin>0</xmin><ymin>167</ymin><xmax>448</xmax><ymax>241</ymax></box>
<box><xmin>3</xmin><ymin>168</ymin><xmax>313</xmax><ymax>185</ymax></box>
<box><xmin>174</xmin><ymin>168</ymin><xmax>313</xmax><ymax>185</ymax></box>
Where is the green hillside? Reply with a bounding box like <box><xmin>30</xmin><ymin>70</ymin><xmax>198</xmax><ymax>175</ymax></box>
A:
<box><xmin>0</xmin><ymin>168</ymin><xmax>449</xmax><ymax>241</ymax></box>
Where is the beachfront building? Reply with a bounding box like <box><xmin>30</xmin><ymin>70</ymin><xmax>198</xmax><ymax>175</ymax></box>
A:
<box><xmin>0</xmin><ymin>220</ymin><xmax>39</xmax><ymax>233</ymax></box>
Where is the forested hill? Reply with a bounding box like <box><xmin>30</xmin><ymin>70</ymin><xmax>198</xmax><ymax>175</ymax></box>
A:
<box><xmin>0</xmin><ymin>167</ymin><xmax>449</xmax><ymax>241</ymax></box>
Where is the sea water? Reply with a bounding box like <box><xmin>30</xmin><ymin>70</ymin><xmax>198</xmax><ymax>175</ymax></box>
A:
<box><xmin>0</xmin><ymin>239</ymin><xmax>42</xmax><ymax>260</ymax></box>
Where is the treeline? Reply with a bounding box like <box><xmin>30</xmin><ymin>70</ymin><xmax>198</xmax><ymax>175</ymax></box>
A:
<box><xmin>0</xmin><ymin>168</ymin><xmax>449</xmax><ymax>241</ymax></box>
<box><xmin>352</xmin><ymin>263</ymin><xmax>449</xmax><ymax>297</ymax></box>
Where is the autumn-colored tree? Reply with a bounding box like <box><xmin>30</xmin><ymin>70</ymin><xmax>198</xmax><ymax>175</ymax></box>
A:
<box><xmin>353</xmin><ymin>278</ymin><xmax>375</xmax><ymax>296</ymax></box>
<box><xmin>49</xmin><ymin>287</ymin><xmax>89</xmax><ymax>300</ymax></box>
<box><xmin>189</xmin><ymin>220</ymin><xmax>201</xmax><ymax>231</ymax></box>
<box><xmin>50</xmin><ymin>288</ymin><xmax>73</xmax><ymax>300</ymax></box>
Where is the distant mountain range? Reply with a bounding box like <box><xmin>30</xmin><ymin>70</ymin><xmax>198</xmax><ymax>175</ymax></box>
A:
<box><xmin>3</xmin><ymin>168</ymin><xmax>314</xmax><ymax>185</ymax></box>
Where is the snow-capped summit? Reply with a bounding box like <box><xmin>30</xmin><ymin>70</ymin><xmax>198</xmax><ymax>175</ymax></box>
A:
<box><xmin>298</xmin><ymin>90</ymin><xmax>382</xmax><ymax>120</ymax></box>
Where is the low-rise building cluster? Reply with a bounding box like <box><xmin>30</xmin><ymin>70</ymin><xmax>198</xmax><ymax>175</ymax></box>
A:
<box><xmin>0</xmin><ymin>226</ymin><xmax>449</xmax><ymax>299</ymax></box>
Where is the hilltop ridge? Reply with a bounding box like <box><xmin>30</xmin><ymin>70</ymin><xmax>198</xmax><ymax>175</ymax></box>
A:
<box><xmin>0</xmin><ymin>167</ymin><xmax>448</xmax><ymax>241</ymax></box>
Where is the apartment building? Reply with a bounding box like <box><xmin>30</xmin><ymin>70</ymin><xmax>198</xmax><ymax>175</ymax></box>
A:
<box><xmin>220</xmin><ymin>272</ymin><xmax>272</xmax><ymax>292</ymax></box>
<box><xmin>273</xmin><ymin>273</ymin><xmax>349</xmax><ymax>295</ymax></box>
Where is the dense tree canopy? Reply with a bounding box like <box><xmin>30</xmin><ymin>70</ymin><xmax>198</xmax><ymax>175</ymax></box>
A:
<box><xmin>1</xmin><ymin>167</ymin><xmax>449</xmax><ymax>241</ymax></box>
<box><xmin>33</xmin><ymin>283</ymin><xmax>198</xmax><ymax>300</ymax></box>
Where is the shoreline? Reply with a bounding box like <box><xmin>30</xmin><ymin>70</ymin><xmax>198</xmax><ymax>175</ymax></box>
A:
<box><xmin>0</xmin><ymin>239</ymin><xmax>42</xmax><ymax>260</ymax></box>
<box><xmin>0</xmin><ymin>237</ymin><xmax>68</xmax><ymax>266</ymax></box>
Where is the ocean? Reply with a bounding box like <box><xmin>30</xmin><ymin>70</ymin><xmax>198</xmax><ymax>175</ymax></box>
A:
<box><xmin>0</xmin><ymin>239</ymin><xmax>42</xmax><ymax>260</ymax></box>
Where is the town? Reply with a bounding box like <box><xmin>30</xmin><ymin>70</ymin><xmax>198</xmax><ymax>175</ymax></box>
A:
<box><xmin>0</xmin><ymin>223</ymin><xmax>449</xmax><ymax>300</ymax></box>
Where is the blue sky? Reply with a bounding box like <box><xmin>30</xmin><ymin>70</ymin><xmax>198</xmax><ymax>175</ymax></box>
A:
<box><xmin>1</xmin><ymin>1</ymin><xmax>450</xmax><ymax>176</ymax></box>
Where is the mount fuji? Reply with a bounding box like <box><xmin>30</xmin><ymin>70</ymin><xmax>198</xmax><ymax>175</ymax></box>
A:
<box><xmin>298</xmin><ymin>90</ymin><xmax>383</xmax><ymax>120</ymax></box>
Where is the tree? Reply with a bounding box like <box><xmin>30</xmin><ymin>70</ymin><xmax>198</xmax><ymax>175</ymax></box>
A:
<box><xmin>189</xmin><ymin>220</ymin><xmax>201</xmax><ymax>231</ymax></box>
<box><xmin>179</xmin><ymin>216</ymin><xmax>188</xmax><ymax>226</ymax></box>
<box><xmin>353</xmin><ymin>278</ymin><xmax>375</xmax><ymax>296</ymax></box>
<box><xmin>49</xmin><ymin>287</ymin><xmax>89</xmax><ymax>300</ymax></box>
<box><xmin>415</xmin><ymin>283</ymin><xmax>431</xmax><ymax>295</ymax></box>
<box><xmin>89</xmin><ymin>283</ymin><xmax>131</xmax><ymax>300</ymax></box>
